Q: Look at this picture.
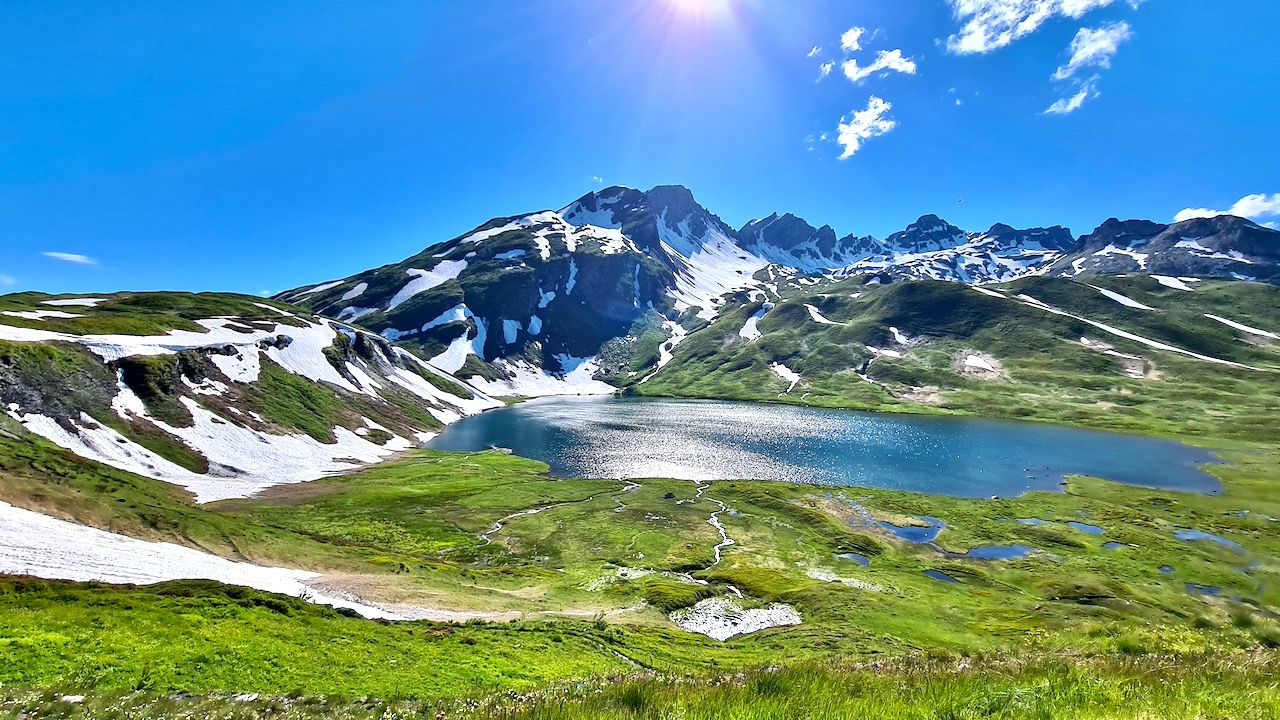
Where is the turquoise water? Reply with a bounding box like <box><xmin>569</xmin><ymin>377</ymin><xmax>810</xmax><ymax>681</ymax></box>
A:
<box><xmin>427</xmin><ymin>396</ymin><xmax>1224</xmax><ymax>498</ymax></box>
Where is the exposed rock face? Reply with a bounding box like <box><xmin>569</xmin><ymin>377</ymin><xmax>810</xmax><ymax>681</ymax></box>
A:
<box><xmin>1053</xmin><ymin>215</ymin><xmax>1279</xmax><ymax>282</ymax></box>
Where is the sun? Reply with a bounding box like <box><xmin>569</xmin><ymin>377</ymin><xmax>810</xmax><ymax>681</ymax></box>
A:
<box><xmin>667</xmin><ymin>0</ymin><xmax>734</xmax><ymax>19</ymax></box>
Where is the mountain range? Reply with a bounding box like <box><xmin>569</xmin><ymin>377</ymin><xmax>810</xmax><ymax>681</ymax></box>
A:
<box><xmin>280</xmin><ymin>185</ymin><xmax>1280</xmax><ymax>393</ymax></box>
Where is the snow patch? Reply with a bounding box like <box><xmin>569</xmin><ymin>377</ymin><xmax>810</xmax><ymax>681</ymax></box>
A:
<box><xmin>739</xmin><ymin>304</ymin><xmax>772</xmax><ymax>341</ymax></box>
<box><xmin>210</xmin><ymin>347</ymin><xmax>261</xmax><ymax>383</ymax></box>
<box><xmin>1203</xmin><ymin>314</ymin><xmax>1280</xmax><ymax>340</ymax></box>
<box><xmin>340</xmin><ymin>283</ymin><xmax>369</xmax><ymax>301</ymax></box>
<box><xmin>804</xmin><ymin>304</ymin><xmax>844</xmax><ymax>326</ymax></box>
<box><xmin>1089</xmin><ymin>285</ymin><xmax>1154</xmax><ymax>311</ymax></box>
<box><xmin>465</xmin><ymin>356</ymin><xmax>616</xmax><ymax>397</ymax></box>
<box><xmin>566</xmin><ymin>258</ymin><xmax>578</xmax><ymax>295</ymax></box>
<box><xmin>41</xmin><ymin>298</ymin><xmax>105</xmax><ymax>307</ymax></box>
<box><xmin>502</xmin><ymin>319</ymin><xmax>522</xmax><ymax>344</ymax></box>
<box><xmin>1092</xmin><ymin>244</ymin><xmax>1149</xmax><ymax>269</ymax></box>
<box><xmin>386</xmin><ymin>261</ymin><xmax>468</xmax><ymax>311</ymax></box>
<box><xmin>964</xmin><ymin>355</ymin><xmax>996</xmax><ymax>371</ymax></box>
<box><xmin>2</xmin><ymin>310</ymin><xmax>83</xmax><ymax>320</ymax></box>
<box><xmin>769</xmin><ymin>363</ymin><xmax>800</xmax><ymax>393</ymax></box>
<box><xmin>0</xmin><ymin>501</ymin><xmax>399</xmax><ymax>620</ymax></box>
<box><xmin>1153</xmin><ymin>276</ymin><xmax>1193</xmax><ymax>292</ymax></box>
<box><xmin>295</xmin><ymin>281</ymin><xmax>343</xmax><ymax>297</ymax></box>
<box><xmin>670</xmin><ymin>598</ymin><xmax>802</xmax><ymax>641</ymax></box>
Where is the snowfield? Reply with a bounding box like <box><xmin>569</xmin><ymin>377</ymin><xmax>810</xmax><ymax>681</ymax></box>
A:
<box><xmin>387</xmin><ymin>260</ymin><xmax>468</xmax><ymax>311</ymax></box>
<box><xmin>467</xmin><ymin>356</ymin><xmax>616</xmax><ymax>397</ymax></box>
<box><xmin>0</xmin><ymin>500</ymin><xmax>400</xmax><ymax>620</ymax></box>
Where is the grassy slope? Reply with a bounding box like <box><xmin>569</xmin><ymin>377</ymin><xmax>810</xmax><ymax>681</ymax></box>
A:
<box><xmin>635</xmin><ymin>277</ymin><xmax>1280</xmax><ymax>442</ymax></box>
<box><xmin>2</xmin><ymin>278</ymin><xmax>1280</xmax><ymax>712</ymax></box>
<box><xmin>4</xmin><ymin>436</ymin><xmax>1280</xmax><ymax>698</ymax></box>
<box><xmin>0</xmin><ymin>291</ymin><xmax>306</xmax><ymax>336</ymax></box>
<box><xmin>4</xmin><ymin>654</ymin><xmax>1279</xmax><ymax>719</ymax></box>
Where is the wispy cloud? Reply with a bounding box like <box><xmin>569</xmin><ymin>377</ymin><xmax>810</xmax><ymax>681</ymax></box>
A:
<box><xmin>1175</xmin><ymin>193</ymin><xmax>1280</xmax><ymax>223</ymax></box>
<box><xmin>0</xmin><ymin>275</ymin><xmax>15</xmax><ymax>286</ymax></box>
<box><xmin>591</xmin><ymin>176</ymin><xmax>604</xmax><ymax>184</ymax></box>
<box><xmin>840</xmin><ymin>27</ymin><xmax>866</xmax><ymax>52</ymax></box>
<box><xmin>946</xmin><ymin>0</ymin><xmax>1120</xmax><ymax>55</ymax></box>
<box><xmin>842</xmin><ymin>49</ymin><xmax>917</xmax><ymax>83</ymax></box>
<box><xmin>837</xmin><ymin>97</ymin><xmax>897</xmax><ymax>159</ymax></box>
<box><xmin>818</xmin><ymin>61</ymin><xmax>835</xmax><ymax>80</ymax></box>
<box><xmin>807</xmin><ymin>45</ymin><xmax>822</xmax><ymax>58</ymax></box>
<box><xmin>1053</xmin><ymin>21</ymin><xmax>1131</xmax><ymax>80</ymax></box>
<box><xmin>1044</xmin><ymin>75</ymin><xmax>1099</xmax><ymax>114</ymax></box>
<box><xmin>42</xmin><ymin>251</ymin><xmax>97</xmax><ymax>265</ymax></box>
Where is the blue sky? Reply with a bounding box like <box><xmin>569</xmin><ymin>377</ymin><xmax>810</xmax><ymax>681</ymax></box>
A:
<box><xmin>1</xmin><ymin>0</ymin><xmax>1277</xmax><ymax>295</ymax></box>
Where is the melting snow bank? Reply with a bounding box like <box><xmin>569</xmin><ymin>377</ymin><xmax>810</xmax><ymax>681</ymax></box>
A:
<box><xmin>8</xmin><ymin>403</ymin><xmax>404</xmax><ymax>504</ymax></box>
<box><xmin>0</xmin><ymin>501</ymin><xmax>401</xmax><ymax>620</ymax></box>
<box><xmin>738</xmin><ymin>303</ymin><xmax>773</xmax><ymax>341</ymax></box>
<box><xmin>1089</xmin><ymin>285</ymin><xmax>1154</xmax><ymax>311</ymax></box>
<box><xmin>1204</xmin><ymin>314</ymin><xmax>1280</xmax><ymax>341</ymax></box>
<box><xmin>670</xmin><ymin>598</ymin><xmax>802</xmax><ymax>641</ymax></box>
<box><xmin>769</xmin><ymin>363</ymin><xmax>800</xmax><ymax>393</ymax></box>
<box><xmin>804</xmin><ymin>304</ymin><xmax>844</xmax><ymax>326</ymax></box>
<box><xmin>466</xmin><ymin>356</ymin><xmax>616</xmax><ymax>397</ymax></box>
<box><xmin>1013</xmin><ymin>295</ymin><xmax>1262</xmax><ymax>370</ymax></box>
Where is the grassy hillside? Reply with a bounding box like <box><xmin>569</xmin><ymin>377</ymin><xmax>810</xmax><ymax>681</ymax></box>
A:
<box><xmin>5</xmin><ymin>653</ymin><xmax>1279</xmax><ymax>719</ymax></box>
<box><xmin>636</xmin><ymin>277</ymin><xmax>1280</xmax><ymax>442</ymax></box>
<box><xmin>3</xmin><ymin>426</ymin><xmax>1280</xmax><ymax>702</ymax></box>
<box><xmin>3</xmin><ymin>279</ymin><xmax>1279</xmax><ymax>715</ymax></box>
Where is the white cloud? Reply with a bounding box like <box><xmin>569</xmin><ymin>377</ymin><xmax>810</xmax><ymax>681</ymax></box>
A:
<box><xmin>42</xmin><ymin>252</ymin><xmax>96</xmax><ymax>265</ymax></box>
<box><xmin>946</xmin><ymin>0</ymin><xmax>1120</xmax><ymax>54</ymax></box>
<box><xmin>1044</xmin><ymin>76</ymin><xmax>1099</xmax><ymax>114</ymax></box>
<box><xmin>1230</xmin><ymin>193</ymin><xmax>1280</xmax><ymax>219</ymax></box>
<box><xmin>842</xmin><ymin>49</ymin><xmax>917</xmax><ymax>83</ymax></box>
<box><xmin>1053</xmin><ymin>21</ymin><xmax>1131</xmax><ymax>80</ymax></box>
<box><xmin>591</xmin><ymin>176</ymin><xmax>604</xmax><ymax>184</ymax></box>
<box><xmin>0</xmin><ymin>275</ymin><xmax>15</xmax><ymax>286</ymax></box>
<box><xmin>807</xmin><ymin>45</ymin><xmax>822</xmax><ymax>58</ymax></box>
<box><xmin>836</xmin><ymin>96</ymin><xmax>897</xmax><ymax>159</ymax></box>
<box><xmin>818</xmin><ymin>61</ymin><xmax>835</xmax><ymax>80</ymax></box>
<box><xmin>1175</xmin><ymin>193</ymin><xmax>1280</xmax><ymax>223</ymax></box>
<box><xmin>841</xmin><ymin>27</ymin><xmax>866</xmax><ymax>52</ymax></box>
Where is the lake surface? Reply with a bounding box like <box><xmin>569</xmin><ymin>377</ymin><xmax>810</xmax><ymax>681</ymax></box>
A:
<box><xmin>427</xmin><ymin>396</ymin><xmax>1224</xmax><ymax>498</ymax></box>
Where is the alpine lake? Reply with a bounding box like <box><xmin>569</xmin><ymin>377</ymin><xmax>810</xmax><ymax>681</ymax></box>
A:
<box><xmin>428</xmin><ymin>396</ymin><xmax>1223</xmax><ymax>498</ymax></box>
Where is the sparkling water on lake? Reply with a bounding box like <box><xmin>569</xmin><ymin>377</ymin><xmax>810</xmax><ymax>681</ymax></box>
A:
<box><xmin>427</xmin><ymin>396</ymin><xmax>1223</xmax><ymax>498</ymax></box>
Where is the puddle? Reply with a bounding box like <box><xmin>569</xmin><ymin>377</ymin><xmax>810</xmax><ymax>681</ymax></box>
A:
<box><xmin>962</xmin><ymin>545</ymin><xmax>1036</xmax><ymax>560</ymax></box>
<box><xmin>836</xmin><ymin>552</ymin><xmax>870</xmax><ymax>567</ymax></box>
<box><xmin>1017</xmin><ymin>518</ymin><xmax>1051</xmax><ymax>526</ymax></box>
<box><xmin>1068</xmin><ymin>522</ymin><xmax>1104</xmax><ymax>535</ymax></box>
<box><xmin>1102</xmin><ymin>542</ymin><xmax>1130</xmax><ymax>551</ymax></box>
<box><xmin>1186</xmin><ymin>583</ymin><xmax>1222</xmax><ymax>596</ymax></box>
<box><xmin>1159</xmin><ymin>565</ymin><xmax>1175</xmax><ymax>574</ymax></box>
<box><xmin>879</xmin><ymin>516</ymin><xmax>946</xmax><ymax>543</ymax></box>
<box><xmin>1175</xmin><ymin>530</ymin><xmax>1245</xmax><ymax>553</ymax></box>
<box><xmin>924</xmin><ymin>569</ymin><xmax>960</xmax><ymax>584</ymax></box>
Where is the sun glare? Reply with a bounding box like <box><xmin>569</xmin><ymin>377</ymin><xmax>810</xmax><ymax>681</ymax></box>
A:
<box><xmin>668</xmin><ymin>0</ymin><xmax>734</xmax><ymax>20</ymax></box>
